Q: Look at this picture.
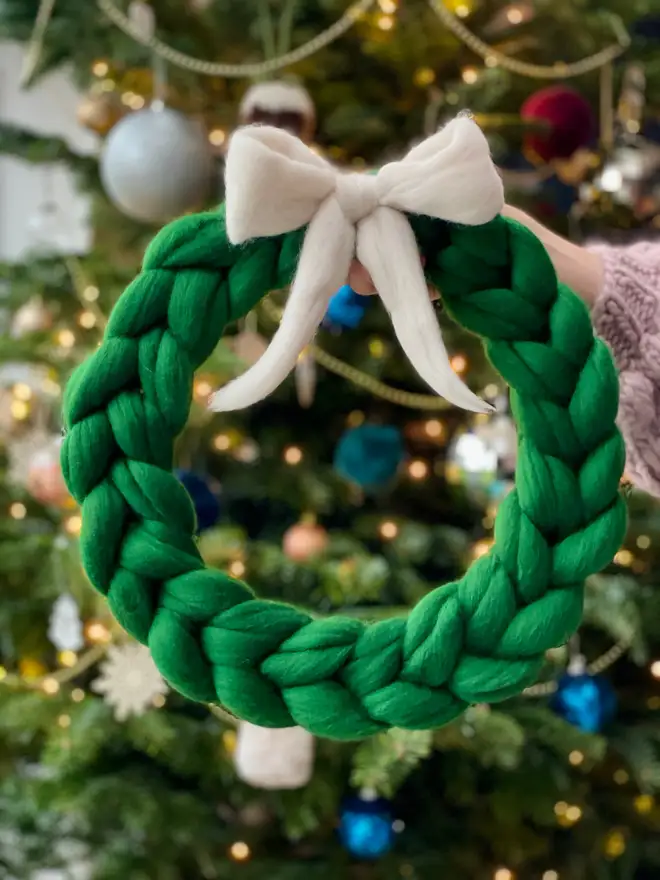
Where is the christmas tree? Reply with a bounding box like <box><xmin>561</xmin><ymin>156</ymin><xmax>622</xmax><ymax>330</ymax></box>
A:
<box><xmin>1</xmin><ymin>2</ymin><xmax>660</xmax><ymax>878</ymax></box>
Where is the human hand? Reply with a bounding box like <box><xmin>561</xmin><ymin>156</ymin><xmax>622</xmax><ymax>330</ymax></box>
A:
<box><xmin>347</xmin><ymin>205</ymin><xmax>603</xmax><ymax>308</ymax></box>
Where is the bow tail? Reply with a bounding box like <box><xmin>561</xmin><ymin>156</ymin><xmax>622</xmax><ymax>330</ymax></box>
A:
<box><xmin>357</xmin><ymin>208</ymin><xmax>492</xmax><ymax>414</ymax></box>
<box><xmin>209</xmin><ymin>198</ymin><xmax>355</xmax><ymax>413</ymax></box>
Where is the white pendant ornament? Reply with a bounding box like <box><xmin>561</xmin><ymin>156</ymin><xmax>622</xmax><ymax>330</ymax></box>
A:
<box><xmin>295</xmin><ymin>347</ymin><xmax>316</xmax><ymax>407</ymax></box>
<box><xmin>231</xmin><ymin>329</ymin><xmax>269</xmax><ymax>366</ymax></box>
<box><xmin>239</xmin><ymin>81</ymin><xmax>316</xmax><ymax>144</ymax></box>
<box><xmin>92</xmin><ymin>643</ymin><xmax>168</xmax><ymax>721</ymax></box>
<box><xmin>100</xmin><ymin>106</ymin><xmax>215</xmax><ymax>224</ymax></box>
<box><xmin>11</xmin><ymin>297</ymin><xmax>52</xmax><ymax>338</ymax></box>
<box><xmin>48</xmin><ymin>594</ymin><xmax>84</xmax><ymax>652</ymax></box>
<box><xmin>235</xmin><ymin>722</ymin><xmax>315</xmax><ymax>790</ymax></box>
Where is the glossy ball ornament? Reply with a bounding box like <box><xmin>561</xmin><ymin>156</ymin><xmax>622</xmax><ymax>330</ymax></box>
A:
<box><xmin>323</xmin><ymin>285</ymin><xmax>369</xmax><ymax>331</ymax></box>
<box><xmin>446</xmin><ymin>429</ymin><xmax>498</xmax><ymax>498</ymax></box>
<box><xmin>334</xmin><ymin>425</ymin><xmax>405</xmax><ymax>491</ymax></box>
<box><xmin>283</xmin><ymin>518</ymin><xmax>328</xmax><ymax>561</ymax></box>
<box><xmin>100</xmin><ymin>106</ymin><xmax>215</xmax><ymax>223</ymax></box>
<box><xmin>77</xmin><ymin>85</ymin><xmax>125</xmax><ymax>136</ymax></box>
<box><xmin>521</xmin><ymin>86</ymin><xmax>595</xmax><ymax>164</ymax></box>
<box><xmin>175</xmin><ymin>469</ymin><xmax>221</xmax><ymax>533</ymax></box>
<box><xmin>26</xmin><ymin>437</ymin><xmax>71</xmax><ymax>508</ymax></box>
<box><xmin>550</xmin><ymin>670</ymin><xmax>617</xmax><ymax>733</ymax></box>
<box><xmin>339</xmin><ymin>792</ymin><xmax>395</xmax><ymax>860</ymax></box>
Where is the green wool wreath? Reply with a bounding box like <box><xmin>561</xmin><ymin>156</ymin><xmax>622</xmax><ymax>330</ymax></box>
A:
<box><xmin>61</xmin><ymin>122</ymin><xmax>626</xmax><ymax>740</ymax></box>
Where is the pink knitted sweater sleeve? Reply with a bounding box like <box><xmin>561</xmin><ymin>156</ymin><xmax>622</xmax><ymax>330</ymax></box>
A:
<box><xmin>587</xmin><ymin>241</ymin><xmax>660</xmax><ymax>496</ymax></box>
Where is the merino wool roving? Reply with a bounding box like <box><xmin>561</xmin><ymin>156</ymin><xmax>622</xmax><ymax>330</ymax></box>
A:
<box><xmin>61</xmin><ymin>117</ymin><xmax>626</xmax><ymax>739</ymax></box>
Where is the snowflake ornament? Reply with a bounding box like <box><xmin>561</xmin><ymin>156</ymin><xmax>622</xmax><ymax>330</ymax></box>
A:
<box><xmin>92</xmin><ymin>643</ymin><xmax>168</xmax><ymax>721</ymax></box>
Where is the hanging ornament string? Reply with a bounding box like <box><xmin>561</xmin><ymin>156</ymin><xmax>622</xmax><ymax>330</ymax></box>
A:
<box><xmin>96</xmin><ymin>0</ymin><xmax>375</xmax><ymax>78</ymax></box>
<box><xmin>523</xmin><ymin>631</ymin><xmax>634</xmax><ymax>697</ymax></box>
<box><xmin>20</xmin><ymin>0</ymin><xmax>57</xmax><ymax>85</ymax></box>
<box><xmin>260</xmin><ymin>295</ymin><xmax>452</xmax><ymax>411</ymax></box>
<box><xmin>429</xmin><ymin>0</ymin><xmax>630</xmax><ymax>79</ymax></box>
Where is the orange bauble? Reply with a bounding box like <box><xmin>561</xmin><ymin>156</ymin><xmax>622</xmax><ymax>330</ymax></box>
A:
<box><xmin>77</xmin><ymin>86</ymin><xmax>126</xmax><ymax>136</ymax></box>
<box><xmin>283</xmin><ymin>519</ymin><xmax>328</xmax><ymax>562</ymax></box>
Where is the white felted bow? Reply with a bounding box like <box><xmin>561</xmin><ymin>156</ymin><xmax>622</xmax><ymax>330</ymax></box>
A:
<box><xmin>210</xmin><ymin>115</ymin><xmax>504</xmax><ymax>414</ymax></box>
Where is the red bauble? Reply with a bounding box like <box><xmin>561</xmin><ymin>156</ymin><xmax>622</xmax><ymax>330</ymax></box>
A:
<box><xmin>283</xmin><ymin>520</ymin><xmax>328</xmax><ymax>562</ymax></box>
<box><xmin>26</xmin><ymin>441</ymin><xmax>71</xmax><ymax>508</ymax></box>
<box><xmin>521</xmin><ymin>86</ymin><xmax>595</xmax><ymax>163</ymax></box>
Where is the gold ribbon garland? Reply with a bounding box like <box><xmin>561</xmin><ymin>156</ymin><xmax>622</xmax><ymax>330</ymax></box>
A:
<box><xmin>96</xmin><ymin>0</ymin><xmax>376</xmax><ymax>78</ymax></box>
<box><xmin>429</xmin><ymin>0</ymin><xmax>630</xmax><ymax>79</ymax></box>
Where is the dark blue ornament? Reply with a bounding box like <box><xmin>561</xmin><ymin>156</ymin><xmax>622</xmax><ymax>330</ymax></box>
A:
<box><xmin>339</xmin><ymin>794</ymin><xmax>394</xmax><ymax>859</ymax></box>
<box><xmin>323</xmin><ymin>285</ymin><xmax>369</xmax><ymax>331</ymax></box>
<box><xmin>334</xmin><ymin>424</ymin><xmax>404</xmax><ymax>490</ymax></box>
<box><xmin>550</xmin><ymin>671</ymin><xmax>616</xmax><ymax>733</ymax></box>
<box><xmin>175</xmin><ymin>469</ymin><xmax>221</xmax><ymax>533</ymax></box>
<box><xmin>632</xmin><ymin>15</ymin><xmax>660</xmax><ymax>42</ymax></box>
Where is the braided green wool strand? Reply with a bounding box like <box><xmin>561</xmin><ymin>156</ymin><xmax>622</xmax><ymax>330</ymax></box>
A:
<box><xmin>61</xmin><ymin>207</ymin><xmax>627</xmax><ymax>739</ymax></box>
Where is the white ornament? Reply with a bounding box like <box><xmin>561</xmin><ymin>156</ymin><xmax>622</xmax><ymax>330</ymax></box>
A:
<box><xmin>100</xmin><ymin>106</ymin><xmax>215</xmax><ymax>224</ymax></box>
<box><xmin>11</xmin><ymin>297</ymin><xmax>52</xmax><ymax>337</ymax></box>
<box><xmin>235</xmin><ymin>722</ymin><xmax>315</xmax><ymax>790</ymax></box>
<box><xmin>239</xmin><ymin>81</ymin><xmax>316</xmax><ymax>142</ymax></box>
<box><xmin>48</xmin><ymin>594</ymin><xmax>84</xmax><ymax>653</ymax></box>
<box><xmin>295</xmin><ymin>348</ymin><xmax>316</xmax><ymax>407</ymax></box>
<box><xmin>92</xmin><ymin>643</ymin><xmax>168</xmax><ymax>721</ymax></box>
<box><xmin>209</xmin><ymin>116</ymin><xmax>503</xmax><ymax>417</ymax></box>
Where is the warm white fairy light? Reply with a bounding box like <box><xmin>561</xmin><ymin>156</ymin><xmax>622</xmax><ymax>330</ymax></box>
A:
<box><xmin>284</xmin><ymin>445</ymin><xmax>303</xmax><ymax>465</ymax></box>
<box><xmin>65</xmin><ymin>515</ymin><xmax>82</xmax><ymax>536</ymax></box>
<box><xmin>650</xmin><ymin>660</ymin><xmax>660</xmax><ymax>679</ymax></box>
<box><xmin>42</xmin><ymin>678</ymin><xmax>60</xmax><ymax>695</ymax></box>
<box><xmin>461</xmin><ymin>67</ymin><xmax>479</xmax><ymax>85</ymax></box>
<box><xmin>11</xmin><ymin>400</ymin><xmax>30</xmax><ymax>420</ymax></box>
<box><xmin>229</xmin><ymin>560</ymin><xmax>246</xmax><ymax>578</ymax></box>
<box><xmin>542</xmin><ymin>872</ymin><xmax>559</xmax><ymax>880</ymax></box>
<box><xmin>408</xmin><ymin>460</ymin><xmax>429</xmax><ymax>480</ymax></box>
<box><xmin>58</xmin><ymin>713</ymin><xmax>71</xmax><ymax>729</ymax></box>
<box><xmin>377</xmin><ymin>14</ymin><xmax>395</xmax><ymax>29</ymax></box>
<box><xmin>58</xmin><ymin>650</ymin><xmax>77</xmax><ymax>668</ymax></box>
<box><xmin>194</xmin><ymin>378</ymin><xmax>213</xmax><ymax>399</ymax></box>
<box><xmin>450</xmin><ymin>353</ymin><xmax>468</xmax><ymax>373</ymax></box>
<box><xmin>209</xmin><ymin>128</ymin><xmax>226</xmax><ymax>146</ymax></box>
<box><xmin>10</xmin><ymin>502</ymin><xmax>27</xmax><ymax>520</ymax></box>
<box><xmin>637</xmin><ymin>534</ymin><xmax>651</xmax><ymax>549</ymax></box>
<box><xmin>13</xmin><ymin>383</ymin><xmax>33</xmax><ymax>401</ymax></box>
<box><xmin>229</xmin><ymin>841</ymin><xmax>251</xmax><ymax>862</ymax></box>
<box><xmin>213</xmin><ymin>433</ymin><xmax>232</xmax><ymax>451</ymax></box>
<box><xmin>92</xmin><ymin>60</ymin><xmax>109</xmax><ymax>77</ymax></box>
<box><xmin>568</xmin><ymin>750</ymin><xmax>584</xmax><ymax>766</ymax></box>
<box><xmin>86</xmin><ymin>621</ymin><xmax>111</xmax><ymax>644</ymax></box>
<box><xmin>378</xmin><ymin>0</ymin><xmax>397</xmax><ymax>11</ymax></box>
<box><xmin>380</xmin><ymin>520</ymin><xmax>398</xmax><ymax>540</ymax></box>
<box><xmin>425</xmin><ymin>419</ymin><xmax>444</xmax><ymax>438</ymax></box>
<box><xmin>83</xmin><ymin>285</ymin><xmax>100</xmax><ymax>302</ymax></box>
<box><xmin>493</xmin><ymin>869</ymin><xmax>513</xmax><ymax>880</ymax></box>
<box><xmin>57</xmin><ymin>329</ymin><xmax>76</xmax><ymax>349</ymax></box>
<box><xmin>78</xmin><ymin>310</ymin><xmax>97</xmax><ymax>329</ymax></box>
<box><xmin>71</xmin><ymin>688</ymin><xmax>85</xmax><ymax>703</ymax></box>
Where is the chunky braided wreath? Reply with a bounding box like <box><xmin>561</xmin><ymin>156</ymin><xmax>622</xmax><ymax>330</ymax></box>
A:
<box><xmin>61</xmin><ymin>117</ymin><xmax>626</xmax><ymax>739</ymax></box>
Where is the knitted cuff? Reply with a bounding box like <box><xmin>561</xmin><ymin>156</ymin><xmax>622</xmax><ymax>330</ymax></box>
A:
<box><xmin>588</xmin><ymin>243</ymin><xmax>660</xmax><ymax>497</ymax></box>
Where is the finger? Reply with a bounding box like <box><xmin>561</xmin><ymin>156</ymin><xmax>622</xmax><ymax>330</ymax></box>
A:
<box><xmin>348</xmin><ymin>260</ymin><xmax>376</xmax><ymax>295</ymax></box>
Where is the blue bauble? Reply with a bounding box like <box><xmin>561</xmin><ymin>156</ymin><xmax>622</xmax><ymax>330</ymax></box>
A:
<box><xmin>339</xmin><ymin>795</ymin><xmax>394</xmax><ymax>859</ymax></box>
<box><xmin>324</xmin><ymin>285</ymin><xmax>369</xmax><ymax>331</ymax></box>
<box><xmin>550</xmin><ymin>671</ymin><xmax>617</xmax><ymax>733</ymax></box>
<box><xmin>334</xmin><ymin>425</ymin><xmax>404</xmax><ymax>490</ymax></box>
<box><xmin>175</xmin><ymin>469</ymin><xmax>221</xmax><ymax>533</ymax></box>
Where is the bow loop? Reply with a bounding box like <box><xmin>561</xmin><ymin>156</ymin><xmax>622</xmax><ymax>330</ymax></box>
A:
<box><xmin>225</xmin><ymin>125</ymin><xmax>335</xmax><ymax>244</ymax></box>
<box><xmin>377</xmin><ymin>115</ymin><xmax>504</xmax><ymax>225</ymax></box>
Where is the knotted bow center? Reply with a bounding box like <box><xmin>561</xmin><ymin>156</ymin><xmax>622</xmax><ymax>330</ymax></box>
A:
<box><xmin>334</xmin><ymin>172</ymin><xmax>380</xmax><ymax>224</ymax></box>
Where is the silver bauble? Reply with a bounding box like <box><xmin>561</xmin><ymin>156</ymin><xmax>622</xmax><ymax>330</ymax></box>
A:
<box><xmin>100</xmin><ymin>106</ymin><xmax>215</xmax><ymax>223</ymax></box>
